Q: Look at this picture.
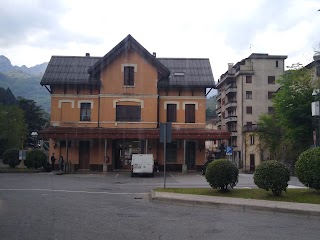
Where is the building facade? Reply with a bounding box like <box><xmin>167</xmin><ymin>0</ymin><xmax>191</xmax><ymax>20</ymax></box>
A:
<box><xmin>40</xmin><ymin>35</ymin><xmax>230</xmax><ymax>172</ymax></box>
<box><xmin>216</xmin><ymin>53</ymin><xmax>287</xmax><ymax>171</ymax></box>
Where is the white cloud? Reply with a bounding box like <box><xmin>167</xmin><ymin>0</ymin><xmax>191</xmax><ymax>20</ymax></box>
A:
<box><xmin>1</xmin><ymin>0</ymin><xmax>320</xmax><ymax>82</ymax></box>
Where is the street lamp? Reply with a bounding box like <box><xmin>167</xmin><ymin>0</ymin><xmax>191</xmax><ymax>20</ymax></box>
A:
<box><xmin>31</xmin><ymin>132</ymin><xmax>38</xmax><ymax>149</ymax></box>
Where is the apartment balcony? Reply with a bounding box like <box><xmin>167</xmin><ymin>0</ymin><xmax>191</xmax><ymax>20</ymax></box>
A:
<box><xmin>236</xmin><ymin>65</ymin><xmax>254</xmax><ymax>76</ymax></box>
<box><xmin>225</xmin><ymin>115</ymin><xmax>237</xmax><ymax>123</ymax></box>
<box><xmin>243</xmin><ymin>124</ymin><xmax>260</xmax><ymax>132</ymax></box>
<box><xmin>216</xmin><ymin>92</ymin><xmax>221</xmax><ymax>101</ymax></box>
<box><xmin>225</xmin><ymin>83</ymin><xmax>237</xmax><ymax>95</ymax></box>
<box><xmin>216</xmin><ymin>106</ymin><xmax>222</xmax><ymax>114</ymax></box>
<box><xmin>216</xmin><ymin>69</ymin><xmax>236</xmax><ymax>87</ymax></box>
<box><xmin>225</xmin><ymin>101</ymin><xmax>237</xmax><ymax>109</ymax></box>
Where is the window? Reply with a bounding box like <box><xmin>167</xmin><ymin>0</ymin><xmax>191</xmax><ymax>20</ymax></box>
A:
<box><xmin>116</xmin><ymin>105</ymin><xmax>141</xmax><ymax>121</ymax></box>
<box><xmin>167</xmin><ymin>104</ymin><xmax>177</xmax><ymax>122</ymax></box>
<box><xmin>80</xmin><ymin>103</ymin><xmax>91</xmax><ymax>121</ymax></box>
<box><xmin>246</xmin><ymin>121</ymin><xmax>252</xmax><ymax>126</ymax></box>
<box><xmin>246</xmin><ymin>91</ymin><xmax>252</xmax><ymax>99</ymax></box>
<box><xmin>166</xmin><ymin>141</ymin><xmax>177</xmax><ymax>162</ymax></box>
<box><xmin>250</xmin><ymin>135</ymin><xmax>255</xmax><ymax>145</ymax></box>
<box><xmin>268</xmin><ymin>107</ymin><xmax>274</xmax><ymax>114</ymax></box>
<box><xmin>268</xmin><ymin>76</ymin><xmax>275</xmax><ymax>84</ymax></box>
<box><xmin>222</xmin><ymin>112</ymin><xmax>225</xmax><ymax>118</ymax></box>
<box><xmin>246</xmin><ymin>106</ymin><xmax>252</xmax><ymax>114</ymax></box>
<box><xmin>124</xmin><ymin>66</ymin><xmax>134</xmax><ymax>86</ymax></box>
<box><xmin>246</xmin><ymin>76</ymin><xmax>252</xmax><ymax>83</ymax></box>
<box><xmin>185</xmin><ymin>104</ymin><xmax>195</xmax><ymax>123</ymax></box>
<box><xmin>268</xmin><ymin>91</ymin><xmax>275</xmax><ymax>99</ymax></box>
<box><xmin>276</xmin><ymin>60</ymin><xmax>279</xmax><ymax>68</ymax></box>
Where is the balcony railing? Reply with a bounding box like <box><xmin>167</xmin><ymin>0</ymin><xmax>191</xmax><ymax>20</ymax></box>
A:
<box><xmin>225</xmin><ymin>101</ymin><xmax>237</xmax><ymax>109</ymax></box>
<box><xmin>225</xmin><ymin>83</ymin><xmax>237</xmax><ymax>95</ymax></box>
<box><xmin>225</xmin><ymin>115</ymin><xmax>237</xmax><ymax>123</ymax></box>
<box><xmin>243</xmin><ymin>124</ymin><xmax>260</xmax><ymax>132</ymax></box>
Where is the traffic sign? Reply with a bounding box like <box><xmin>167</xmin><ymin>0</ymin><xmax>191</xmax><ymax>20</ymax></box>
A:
<box><xmin>226</xmin><ymin>146</ymin><xmax>233</xmax><ymax>155</ymax></box>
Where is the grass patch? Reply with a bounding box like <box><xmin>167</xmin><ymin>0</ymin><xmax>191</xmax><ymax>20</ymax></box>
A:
<box><xmin>155</xmin><ymin>188</ymin><xmax>320</xmax><ymax>204</ymax></box>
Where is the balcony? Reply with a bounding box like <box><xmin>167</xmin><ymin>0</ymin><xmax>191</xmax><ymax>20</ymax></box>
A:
<box><xmin>225</xmin><ymin>101</ymin><xmax>237</xmax><ymax>109</ymax></box>
<box><xmin>225</xmin><ymin>115</ymin><xmax>237</xmax><ymax>123</ymax></box>
<box><xmin>236</xmin><ymin>65</ymin><xmax>254</xmax><ymax>76</ymax></box>
<box><xmin>225</xmin><ymin>84</ymin><xmax>237</xmax><ymax>95</ymax></box>
<box><xmin>216</xmin><ymin>92</ymin><xmax>221</xmax><ymax>101</ymax></box>
<box><xmin>216</xmin><ymin>106</ymin><xmax>222</xmax><ymax>114</ymax></box>
<box><xmin>217</xmin><ymin>69</ymin><xmax>236</xmax><ymax>87</ymax></box>
<box><xmin>243</xmin><ymin>124</ymin><xmax>260</xmax><ymax>132</ymax></box>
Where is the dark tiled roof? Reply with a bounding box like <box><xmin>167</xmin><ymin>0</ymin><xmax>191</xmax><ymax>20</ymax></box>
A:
<box><xmin>41</xmin><ymin>35</ymin><xmax>215</xmax><ymax>88</ymax></box>
<box><xmin>41</xmin><ymin>56</ymin><xmax>101</xmax><ymax>86</ymax></box>
<box><xmin>88</xmin><ymin>34</ymin><xmax>170</xmax><ymax>78</ymax></box>
<box><xmin>157</xmin><ymin>58</ymin><xmax>215</xmax><ymax>88</ymax></box>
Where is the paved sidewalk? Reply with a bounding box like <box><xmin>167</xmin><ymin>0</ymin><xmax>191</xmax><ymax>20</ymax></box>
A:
<box><xmin>150</xmin><ymin>190</ymin><xmax>320</xmax><ymax>219</ymax></box>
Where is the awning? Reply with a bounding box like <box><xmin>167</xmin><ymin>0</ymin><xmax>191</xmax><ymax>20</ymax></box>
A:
<box><xmin>39</xmin><ymin>127</ymin><xmax>230</xmax><ymax>140</ymax></box>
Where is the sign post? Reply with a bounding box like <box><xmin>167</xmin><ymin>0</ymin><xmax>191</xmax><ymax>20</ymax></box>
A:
<box><xmin>160</xmin><ymin>123</ymin><xmax>172</xmax><ymax>188</ymax></box>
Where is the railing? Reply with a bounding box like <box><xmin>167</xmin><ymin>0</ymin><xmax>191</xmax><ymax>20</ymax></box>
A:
<box><xmin>225</xmin><ymin>101</ymin><xmax>237</xmax><ymax>109</ymax></box>
<box><xmin>243</xmin><ymin>124</ymin><xmax>259</xmax><ymax>132</ymax></box>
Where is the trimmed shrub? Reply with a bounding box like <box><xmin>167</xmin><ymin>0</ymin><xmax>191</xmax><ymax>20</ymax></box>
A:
<box><xmin>2</xmin><ymin>148</ymin><xmax>20</xmax><ymax>168</ymax></box>
<box><xmin>295</xmin><ymin>147</ymin><xmax>320</xmax><ymax>190</ymax></box>
<box><xmin>205</xmin><ymin>159</ymin><xmax>238</xmax><ymax>192</ymax></box>
<box><xmin>25</xmin><ymin>150</ymin><xmax>47</xmax><ymax>169</ymax></box>
<box><xmin>254</xmin><ymin>160</ymin><xmax>290</xmax><ymax>196</ymax></box>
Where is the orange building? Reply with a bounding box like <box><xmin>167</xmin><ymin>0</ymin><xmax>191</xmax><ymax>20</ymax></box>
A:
<box><xmin>40</xmin><ymin>35</ymin><xmax>230</xmax><ymax>172</ymax></box>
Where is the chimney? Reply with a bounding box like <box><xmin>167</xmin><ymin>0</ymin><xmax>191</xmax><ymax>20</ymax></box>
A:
<box><xmin>153</xmin><ymin>52</ymin><xmax>156</xmax><ymax>57</ymax></box>
<box><xmin>86</xmin><ymin>53</ymin><xmax>90</xmax><ymax>57</ymax></box>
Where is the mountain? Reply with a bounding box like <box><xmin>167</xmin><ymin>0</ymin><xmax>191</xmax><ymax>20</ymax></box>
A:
<box><xmin>0</xmin><ymin>87</ymin><xmax>17</xmax><ymax>105</ymax></box>
<box><xmin>0</xmin><ymin>55</ymin><xmax>48</xmax><ymax>76</ymax></box>
<box><xmin>0</xmin><ymin>56</ymin><xmax>50</xmax><ymax>112</ymax></box>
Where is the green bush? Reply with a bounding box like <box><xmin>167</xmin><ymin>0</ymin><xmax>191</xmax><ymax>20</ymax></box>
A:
<box><xmin>205</xmin><ymin>159</ymin><xmax>238</xmax><ymax>192</ymax></box>
<box><xmin>2</xmin><ymin>148</ymin><xmax>20</xmax><ymax>168</ymax></box>
<box><xmin>254</xmin><ymin>160</ymin><xmax>290</xmax><ymax>196</ymax></box>
<box><xmin>25</xmin><ymin>150</ymin><xmax>47</xmax><ymax>169</ymax></box>
<box><xmin>295</xmin><ymin>147</ymin><xmax>320</xmax><ymax>190</ymax></box>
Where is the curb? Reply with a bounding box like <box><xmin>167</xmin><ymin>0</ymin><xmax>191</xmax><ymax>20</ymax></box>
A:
<box><xmin>150</xmin><ymin>190</ymin><xmax>320</xmax><ymax>219</ymax></box>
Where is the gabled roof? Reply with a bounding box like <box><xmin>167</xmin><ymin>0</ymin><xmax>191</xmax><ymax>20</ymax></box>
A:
<box><xmin>157</xmin><ymin>58</ymin><xmax>215</xmax><ymax>88</ymax></box>
<box><xmin>88</xmin><ymin>34</ymin><xmax>170</xmax><ymax>78</ymax></box>
<box><xmin>41</xmin><ymin>56</ymin><xmax>101</xmax><ymax>86</ymax></box>
<box><xmin>40</xmin><ymin>35</ymin><xmax>215</xmax><ymax>88</ymax></box>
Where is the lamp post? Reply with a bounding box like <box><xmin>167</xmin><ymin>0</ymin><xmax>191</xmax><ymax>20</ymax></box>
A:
<box><xmin>311</xmin><ymin>52</ymin><xmax>320</xmax><ymax>147</ymax></box>
<box><xmin>31</xmin><ymin>131</ymin><xmax>38</xmax><ymax>169</ymax></box>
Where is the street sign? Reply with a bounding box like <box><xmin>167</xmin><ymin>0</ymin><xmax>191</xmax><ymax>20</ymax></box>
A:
<box><xmin>226</xmin><ymin>146</ymin><xmax>233</xmax><ymax>156</ymax></box>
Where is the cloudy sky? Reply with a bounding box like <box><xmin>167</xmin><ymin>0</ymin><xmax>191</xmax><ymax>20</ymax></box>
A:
<box><xmin>1</xmin><ymin>0</ymin><xmax>319</xmax><ymax>82</ymax></box>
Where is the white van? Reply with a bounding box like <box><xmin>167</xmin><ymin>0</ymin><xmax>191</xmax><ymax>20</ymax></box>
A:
<box><xmin>131</xmin><ymin>154</ymin><xmax>154</xmax><ymax>177</ymax></box>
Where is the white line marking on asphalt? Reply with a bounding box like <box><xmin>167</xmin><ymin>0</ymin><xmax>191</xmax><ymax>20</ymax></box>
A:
<box><xmin>115</xmin><ymin>174</ymin><xmax>119</xmax><ymax>178</ymax></box>
<box><xmin>170</xmin><ymin>174</ymin><xmax>175</xmax><ymax>178</ymax></box>
<box><xmin>0</xmin><ymin>189</ymin><xmax>149</xmax><ymax>195</ymax></box>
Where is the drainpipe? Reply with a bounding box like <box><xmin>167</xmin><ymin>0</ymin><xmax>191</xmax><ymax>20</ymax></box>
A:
<box><xmin>98</xmin><ymin>95</ymin><xmax>100</xmax><ymax>127</ymax></box>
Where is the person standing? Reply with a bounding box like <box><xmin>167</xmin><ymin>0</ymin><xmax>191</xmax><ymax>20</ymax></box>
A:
<box><xmin>51</xmin><ymin>153</ymin><xmax>56</xmax><ymax>171</ymax></box>
<box><xmin>59</xmin><ymin>155</ymin><xmax>64</xmax><ymax>171</ymax></box>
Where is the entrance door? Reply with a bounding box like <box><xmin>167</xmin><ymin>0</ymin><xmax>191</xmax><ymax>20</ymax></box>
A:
<box><xmin>249</xmin><ymin>154</ymin><xmax>255</xmax><ymax>171</ymax></box>
<box><xmin>79</xmin><ymin>141</ymin><xmax>90</xmax><ymax>169</ymax></box>
<box><xmin>186</xmin><ymin>142</ymin><xmax>196</xmax><ymax>170</ymax></box>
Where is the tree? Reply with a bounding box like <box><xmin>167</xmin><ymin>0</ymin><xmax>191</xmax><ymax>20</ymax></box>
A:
<box><xmin>17</xmin><ymin>97</ymin><xmax>48</xmax><ymax>147</ymax></box>
<box><xmin>257</xmin><ymin>64</ymin><xmax>315</xmax><ymax>165</ymax></box>
<box><xmin>0</xmin><ymin>104</ymin><xmax>26</xmax><ymax>155</ymax></box>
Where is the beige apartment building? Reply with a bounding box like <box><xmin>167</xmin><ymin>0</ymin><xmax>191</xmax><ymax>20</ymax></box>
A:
<box><xmin>216</xmin><ymin>53</ymin><xmax>287</xmax><ymax>171</ymax></box>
